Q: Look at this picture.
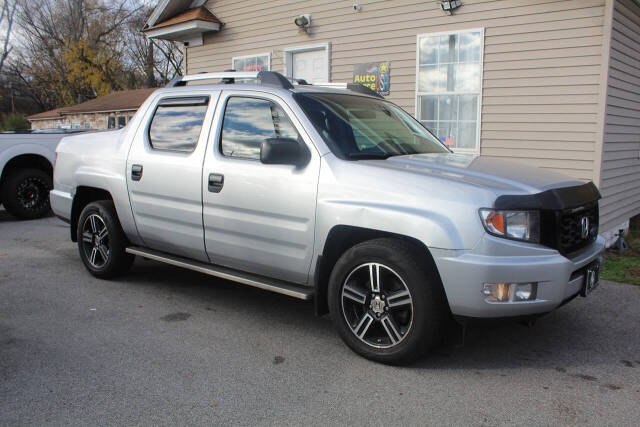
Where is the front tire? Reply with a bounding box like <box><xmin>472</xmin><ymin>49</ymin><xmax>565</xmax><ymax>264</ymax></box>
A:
<box><xmin>1</xmin><ymin>168</ymin><xmax>52</xmax><ymax>220</ymax></box>
<box><xmin>77</xmin><ymin>201</ymin><xmax>134</xmax><ymax>279</ymax></box>
<box><xmin>328</xmin><ymin>238</ymin><xmax>448</xmax><ymax>364</ymax></box>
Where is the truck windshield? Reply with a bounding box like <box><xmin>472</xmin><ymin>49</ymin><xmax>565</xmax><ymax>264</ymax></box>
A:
<box><xmin>294</xmin><ymin>93</ymin><xmax>449</xmax><ymax>160</ymax></box>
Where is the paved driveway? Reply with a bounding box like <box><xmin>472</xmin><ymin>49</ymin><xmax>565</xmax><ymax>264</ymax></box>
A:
<box><xmin>1</xmin><ymin>210</ymin><xmax>639</xmax><ymax>426</ymax></box>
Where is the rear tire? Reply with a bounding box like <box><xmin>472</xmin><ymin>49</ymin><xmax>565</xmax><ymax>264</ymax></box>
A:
<box><xmin>77</xmin><ymin>201</ymin><xmax>134</xmax><ymax>279</ymax></box>
<box><xmin>328</xmin><ymin>238</ymin><xmax>448</xmax><ymax>364</ymax></box>
<box><xmin>1</xmin><ymin>168</ymin><xmax>52</xmax><ymax>220</ymax></box>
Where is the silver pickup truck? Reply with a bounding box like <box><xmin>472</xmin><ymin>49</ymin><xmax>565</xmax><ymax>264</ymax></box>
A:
<box><xmin>51</xmin><ymin>71</ymin><xmax>605</xmax><ymax>363</ymax></box>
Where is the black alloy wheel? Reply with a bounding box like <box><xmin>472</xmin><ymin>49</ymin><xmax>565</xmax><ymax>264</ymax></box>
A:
<box><xmin>1</xmin><ymin>168</ymin><xmax>52</xmax><ymax>220</ymax></box>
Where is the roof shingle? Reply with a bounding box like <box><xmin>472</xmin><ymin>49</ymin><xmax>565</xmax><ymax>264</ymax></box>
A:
<box><xmin>28</xmin><ymin>88</ymin><xmax>156</xmax><ymax>120</ymax></box>
<box><xmin>27</xmin><ymin>107</ymin><xmax>65</xmax><ymax>120</ymax></box>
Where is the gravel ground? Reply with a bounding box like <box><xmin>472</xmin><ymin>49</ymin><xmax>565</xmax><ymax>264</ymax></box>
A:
<box><xmin>1</xmin><ymin>210</ymin><xmax>639</xmax><ymax>426</ymax></box>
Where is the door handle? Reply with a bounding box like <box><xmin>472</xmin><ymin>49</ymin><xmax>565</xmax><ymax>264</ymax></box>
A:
<box><xmin>131</xmin><ymin>164</ymin><xmax>143</xmax><ymax>181</ymax></box>
<box><xmin>208</xmin><ymin>173</ymin><xmax>224</xmax><ymax>193</ymax></box>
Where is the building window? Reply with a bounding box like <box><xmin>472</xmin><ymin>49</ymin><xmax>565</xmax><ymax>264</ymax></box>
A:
<box><xmin>221</xmin><ymin>97</ymin><xmax>300</xmax><ymax>160</ymax></box>
<box><xmin>416</xmin><ymin>29</ymin><xmax>483</xmax><ymax>152</ymax></box>
<box><xmin>148</xmin><ymin>97</ymin><xmax>209</xmax><ymax>152</ymax></box>
<box><xmin>107</xmin><ymin>116</ymin><xmax>116</xmax><ymax>129</ymax></box>
<box><xmin>232</xmin><ymin>53</ymin><xmax>270</xmax><ymax>72</ymax></box>
<box><xmin>84</xmin><ymin>122</ymin><xmax>91</xmax><ymax>129</ymax></box>
<box><xmin>117</xmin><ymin>116</ymin><xmax>127</xmax><ymax>128</ymax></box>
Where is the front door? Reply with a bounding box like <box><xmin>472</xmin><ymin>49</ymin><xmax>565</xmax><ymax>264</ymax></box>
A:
<box><xmin>126</xmin><ymin>91</ymin><xmax>219</xmax><ymax>262</ymax></box>
<box><xmin>202</xmin><ymin>91</ymin><xmax>320</xmax><ymax>284</ymax></box>
<box><xmin>292</xmin><ymin>49</ymin><xmax>328</xmax><ymax>83</ymax></box>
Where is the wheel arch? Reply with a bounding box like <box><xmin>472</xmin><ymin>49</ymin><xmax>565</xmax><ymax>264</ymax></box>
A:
<box><xmin>313</xmin><ymin>225</ymin><xmax>446</xmax><ymax>316</ymax></box>
<box><xmin>70</xmin><ymin>186</ymin><xmax>114</xmax><ymax>242</ymax></box>
<box><xmin>0</xmin><ymin>153</ymin><xmax>53</xmax><ymax>185</ymax></box>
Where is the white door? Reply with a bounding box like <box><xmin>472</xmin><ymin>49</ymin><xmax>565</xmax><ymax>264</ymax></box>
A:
<box><xmin>292</xmin><ymin>49</ymin><xmax>327</xmax><ymax>83</ymax></box>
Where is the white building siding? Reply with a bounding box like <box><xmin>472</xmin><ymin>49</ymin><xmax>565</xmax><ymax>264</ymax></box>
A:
<box><xmin>599</xmin><ymin>0</ymin><xmax>640</xmax><ymax>234</ymax></box>
<box><xmin>189</xmin><ymin>0</ymin><xmax>606</xmax><ymax>181</ymax></box>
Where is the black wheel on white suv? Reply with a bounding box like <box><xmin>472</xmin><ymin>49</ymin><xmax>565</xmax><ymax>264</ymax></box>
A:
<box><xmin>77</xmin><ymin>200</ymin><xmax>134</xmax><ymax>278</ymax></box>
<box><xmin>1</xmin><ymin>168</ymin><xmax>52</xmax><ymax>220</ymax></box>
<box><xmin>328</xmin><ymin>238</ymin><xmax>448</xmax><ymax>364</ymax></box>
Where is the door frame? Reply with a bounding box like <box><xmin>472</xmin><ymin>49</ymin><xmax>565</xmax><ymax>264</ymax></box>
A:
<box><xmin>282</xmin><ymin>42</ymin><xmax>331</xmax><ymax>82</ymax></box>
<box><xmin>201</xmin><ymin>89</ymin><xmax>322</xmax><ymax>283</ymax></box>
<box><xmin>125</xmin><ymin>89</ymin><xmax>221</xmax><ymax>262</ymax></box>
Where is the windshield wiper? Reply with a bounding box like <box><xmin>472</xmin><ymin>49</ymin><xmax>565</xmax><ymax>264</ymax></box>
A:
<box><xmin>347</xmin><ymin>152</ymin><xmax>400</xmax><ymax>160</ymax></box>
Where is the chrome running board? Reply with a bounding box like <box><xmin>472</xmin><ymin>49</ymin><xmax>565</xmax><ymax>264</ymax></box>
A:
<box><xmin>125</xmin><ymin>246</ymin><xmax>314</xmax><ymax>300</ymax></box>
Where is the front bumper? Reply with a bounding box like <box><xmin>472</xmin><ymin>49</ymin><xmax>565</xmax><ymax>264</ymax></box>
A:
<box><xmin>50</xmin><ymin>189</ymin><xmax>73</xmax><ymax>223</ymax></box>
<box><xmin>432</xmin><ymin>234</ymin><xmax>606</xmax><ymax>318</ymax></box>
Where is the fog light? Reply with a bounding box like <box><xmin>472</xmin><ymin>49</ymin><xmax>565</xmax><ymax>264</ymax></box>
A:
<box><xmin>514</xmin><ymin>283</ymin><xmax>537</xmax><ymax>301</ymax></box>
<box><xmin>483</xmin><ymin>283</ymin><xmax>538</xmax><ymax>302</ymax></box>
<box><xmin>482</xmin><ymin>283</ymin><xmax>511</xmax><ymax>302</ymax></box>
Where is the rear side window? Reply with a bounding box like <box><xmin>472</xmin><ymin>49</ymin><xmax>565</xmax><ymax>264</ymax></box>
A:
<box><xmin>220</xmin><ymin>97</ymin><xmax>300</xmax><ymax>160</ymax></box>
<box><xmin>149</xmin><ymin>97</ymin><xmax>209</xmax><ymax>152</ymax></box>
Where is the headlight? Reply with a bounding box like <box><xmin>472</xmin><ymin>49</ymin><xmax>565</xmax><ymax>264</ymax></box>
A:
<box><xmin>479</xmin><ymin>209</ymin><xmax>540</xmax><ymax>243</ymax></box>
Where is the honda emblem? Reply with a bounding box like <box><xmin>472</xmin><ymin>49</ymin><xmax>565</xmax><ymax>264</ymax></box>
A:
<box><xmin>581</xmin><ymin>216</ymin><xmax>590</xmax><ymax>239</ymax></box>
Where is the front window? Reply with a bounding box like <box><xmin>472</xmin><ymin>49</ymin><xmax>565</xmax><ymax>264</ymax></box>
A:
<box><xmin>232</xmin><ymin>53</ymin><xmax>270</xmax><ymax>72</ymax></box>
<box><xmin>294</xmin><ymin>93</ymin><xmax>449</xmax><ymax>160</ymax></box>
<box><xmin>220</xmin><ymin>97</ymin><xmax>300</xmax><ymax>160</ymax></box>
<box><xmin>416</xmin><ymin>29</ymin><xmax>483</xmax><ymax>152</ymax></box>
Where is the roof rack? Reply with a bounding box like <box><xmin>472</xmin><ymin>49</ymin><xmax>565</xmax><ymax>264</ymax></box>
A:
<box><xmin>166</xmin><ymin>70</ymin><xmax>383</xmax><ymax>98</ymax></box>
<box><xmin>166</xmin><ymin>70</ymin><xmax>294</xmax><ymax>89</ymax></box>
<box><xmin>301</xmin><ymin>82</ymin><xmax>383</xmax><ymax>99</ymax></box>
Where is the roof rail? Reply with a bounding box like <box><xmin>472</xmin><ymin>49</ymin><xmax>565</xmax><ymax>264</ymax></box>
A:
<box><xmin>165</xmin><ymin>70</ymin><xmax>383</xmax><ymax>98</ymax></box>
<box><xmin>303</xmin><ymin>82</ymin><xmax>384</xmax><ymax>99</ymax></box>
<box><xmin>346</xmin><ymin>83</ymin><xmax>384</xmax><ymax>99</ymax></box>
<box><xmin>166</xmin><ymin>70</ymin><xmax>294</xmax><ymax>89</ymax></box>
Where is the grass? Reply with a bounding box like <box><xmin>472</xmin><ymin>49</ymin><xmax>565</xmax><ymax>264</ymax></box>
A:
<box><xmin>600</xmin><ymin>215</ymin><xmax>640</xmax><ymax>285</ymax></box>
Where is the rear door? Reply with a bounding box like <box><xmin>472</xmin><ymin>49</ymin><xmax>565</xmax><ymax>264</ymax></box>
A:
<box><xmin>201</xmin><ymin>91</ymin><xmax>320</xmax><ymax>284</ymax></box>
<box><xmin>126</xmin><ymin>91</ymin><xmax>220</xmax><ymax>262</ymax></box>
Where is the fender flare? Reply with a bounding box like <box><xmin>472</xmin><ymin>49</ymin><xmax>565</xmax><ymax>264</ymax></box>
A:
<box><xmin>0</xmin><ymin>144</ymin><xmax>56</xmax><ymax>177</ymax></box>
<box><xmin>315</xmin><ymin>199</ymin><xmax>470</xmax><ymax>252</ymax></box>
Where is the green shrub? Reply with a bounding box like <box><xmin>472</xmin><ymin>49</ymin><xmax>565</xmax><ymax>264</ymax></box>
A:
<box><xmin>601</xmin><ymin>215</ymin><xmax>640</xmax><ymax>285</ymax></box>
<box><xmin>1</xmin><ymin>113</ymin><xmax>31</xmax><ymax>131</ymax></box>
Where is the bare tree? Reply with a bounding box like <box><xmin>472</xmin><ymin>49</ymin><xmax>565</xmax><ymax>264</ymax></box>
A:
<box><xmin>151</xmin><ymin>39</ymin><xmax>183</xmax><ymax>83</ymax></box>
<box><xmin>2</xmin><ymin>0</ymin><xmax>183</xmax><ymax>115</ymax></box>
<box><xmin>124</xmin><ymin>3</ymin><xmax>183</xmax><ymax>87</ymax></box>
<box><xmin>11</xmin><ymin>0</ymin><xmax>146</xmax><ymax>107</ymax></box>
<box><xmin>0</xmin><ymin>0</ymin><xmax>17</xmax><ymax>74</ymax></box>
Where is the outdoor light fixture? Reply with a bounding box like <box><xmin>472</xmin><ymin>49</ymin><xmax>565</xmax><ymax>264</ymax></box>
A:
<box><xmin>294</xmin><ymin>14</ymin><xmax>311</xmax><ymax>31</ymax></box>
<box><xmin>441</xmin><ymin>0</ymin><xmax>462</xmax><ymax>14</ymax></box>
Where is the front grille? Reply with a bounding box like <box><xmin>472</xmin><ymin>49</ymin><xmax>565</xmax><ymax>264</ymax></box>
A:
<box><xmin>496</xmin><ymin>182</ymin><xmax>601</xmax><ymax>256</ymax></box>
<box><xmin>557</xmin><ymin>203</ymin><xmax>599</xmax><ymax>254</ymax></box>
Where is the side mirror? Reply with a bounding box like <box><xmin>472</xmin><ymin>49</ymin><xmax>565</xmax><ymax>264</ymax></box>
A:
<box><xmin>260</xmin><ymin>137</ymin><xmax>304</xmax><ymax>165</ymax></box>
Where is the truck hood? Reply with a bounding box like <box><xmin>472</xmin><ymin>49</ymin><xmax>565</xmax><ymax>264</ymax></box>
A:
<box><xmin>370</xmin><ymin>153</ymin><xmax>585</xmax><ymax>195</ymax></box>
